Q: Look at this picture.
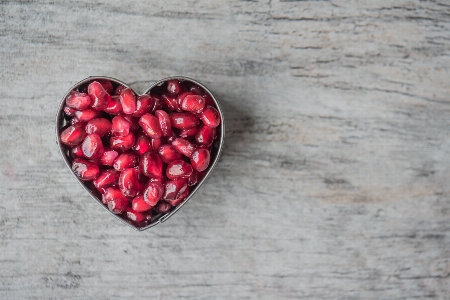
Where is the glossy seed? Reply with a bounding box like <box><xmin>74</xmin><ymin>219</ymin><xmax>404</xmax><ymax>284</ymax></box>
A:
<box><xmin>179</xmin><ymin>127</ymin><xmax>198</xmax><ymax>138</ymax></box>
<box><xmin>98</xmin><ymin>79</ymin><xmax>113</xmax><ymax>94</ymax></box>
<box><xmin>190</xmin><ymin>148</ymin><xmax>211</xmax><ymax>172</ymax></box>
<box><xmin>85</xmin><ymin>118</ymin><xmax>112</xmax><ymax>137</ymax></box>
<box><xmin>74</xmin><ymin>108</ymin><xmax>102</xmax><ymax>122</ymax></box>
<box><xmin>63</xmin><ymin>106</ymin><xmax>77</xmax><ymax>117</ymax></box>
<box><xmin>70</xmin><ymin>144</ymin><xmax>85</xmax><ymax>159</ymax></box>
<box><xmin>155</xmin><ymin>110</ymin><xmax>172</xmax><ymax>137</ymax></box>
<box><xmin>104</xmin><ymin>96</ymin><xmax>123</xmax><ymax>115</ymax></box>
<box><xmin>100</xmin><ymin>148</ymin><xmax>119</xmax><ymax>166</ymax></box>
<box><xmin>125</xmin><ymin>207</ymin><xmax>146</xmax><ymax>222</ymax></box>
<box><xmin>166</xmin><ymin>160</ymin><xmax>193</xmax><ymax>179</ymax></box>
<box><xmin>108</xmin><ymin>197</ymin><xmax>129</xmax><ymax>214</ymax></box>
<box><xmin>133</xmin><ymin>134</ymin><xmax>152</xmax><ymax>155</ymax></box>
<box><xmin>111</xmin><ymin>115</ymin><xmax>130</xmax><ymax>137</ymax></box>
<box><xmin>155</xmin><ymin>201</ymin><xmax>172</xmax><ymax>214</ymax></box>
<box><xmin>113</xmin><ymin>152</ymin><xmax>138</xmax><ymax>171</ymax></box>
<box><xmin>181</xmin><ymin>94</ymin><xmax>205</xmax><ymax>113</ymax></box>
<box><xmin>93</xmin><ymin>169</ymin><xmax>119</xmax><ymax>190</ymax></box>
<box><xmin>163</xmin><ymin>178</ymin><xmax>188</xmax><ymax>201</ymax></box>
<box><xmin>195</xmin><ymin>125</ymin><xmax>216</xmax><ymax>146</ymax></box>
<box><xmin>66</xmin><ymin>91</ymin><xmax>91</xmax><ymax>110</ymax></box>
<box><xmin>81</xmin><ymin>133</ymin><xmax>104</xmax><ymax>159</ymax></box>
<box><xmin>132</xmin><ymin>195</ymin><xmax>153</xmax><ymax>212</ymax></box>
<box><xmin>140</xmin><ymin>152</ymin><xmax>163</xmax><ymax>178</ymax></box>
<box><xmin>157</xmin><ymin>144</ymin><xmax>182</xmax><ymax>164</ymax></box>
<box><xmin>60</xmin><ymin>124</ymin><xmax>87</xmax><ymax>146</ymax></box>
<box><xmin>172</xmin><ymin>138</ymin><xmax>196</xmax><ymax>158</ymax></box>
<box><xmin>88</xmin><ymin>81</ymin><xmax>111</xmax><ymax>111</ymax></box>
<box><xmin>119</xmin><ymin>168</ymin><xmax>140</xmax><ymax>197</ymax></box>
<box><xmin>139</xmin><ymin>113</ymin><xmax>162</xmax><ymax>139</ymax></box>
<box><xmin>167</xmin><ymin>79</ymin><xmax>184</xmax><ymax>95</ymax></box>
<box><xmin>170</xmin><ymin>113</ymin><xmax>199</xmax><ymax>129</ymax></box>
<box><xmin>102</xmin><ymin>187</ymin><xmax>128</xmax><ymax>204</ymax></box>
<box><xmin>162</xmin><ymin>94</ymin><xmax>180</xmax><ymax>112</ymax></box>
<box><xmin>200</xmin><ymin>106</ymin><xmax>221</xmax><ymax>128</ymax></box>
<box><xmin>72</xmin><ymin>158</ymin><xmax>100</xmax><ymax>181</ymax></box>
<box><xmin>143</xmin><ymin>182</ymin><xmax>164</xmax><ymax>206</ymax></box>
<box><xmin>110</xmin><ymin>133</ymin><xmax>135</xmax><ymax>151</ymax></box>
<box><xmin>133</xmin><ymin>95</ymin><xmax>155</xmax><ymax>117</ymax></box>
<box><xmin>119</xmin><ymin>88</ymin><xmax>137</xmax><ymax>115</ymax></box>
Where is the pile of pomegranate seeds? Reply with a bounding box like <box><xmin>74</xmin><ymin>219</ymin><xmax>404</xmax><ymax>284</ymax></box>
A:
<box><xmin>60</xmin><ymin>79</ymin><xmax>221</xmax><ymax>228</ymax></box>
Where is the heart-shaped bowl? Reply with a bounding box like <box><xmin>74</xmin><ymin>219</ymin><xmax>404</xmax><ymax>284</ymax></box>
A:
<box><xmin>56</xmin><ymin>76</ymin><xmax>225</xmax><ymax>231</ymax></box>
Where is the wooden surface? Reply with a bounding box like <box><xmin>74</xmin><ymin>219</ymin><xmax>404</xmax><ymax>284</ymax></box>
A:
<box><xmin>1</xmin><ymin>1</ymin><xmax>449</xmax><ymax>299</ymax></box>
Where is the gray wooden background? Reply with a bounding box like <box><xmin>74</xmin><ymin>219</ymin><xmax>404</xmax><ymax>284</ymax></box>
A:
<box><xmin>1</xmin><ymin>1</ymin><xmax>449</xmax><ymax>299</ymax></box>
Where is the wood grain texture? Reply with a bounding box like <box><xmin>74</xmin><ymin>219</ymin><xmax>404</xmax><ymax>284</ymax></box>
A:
<box><xmin>1</xmin><ymin>0</ymin><xmax>449</xmax><ymax>299</ymax></box>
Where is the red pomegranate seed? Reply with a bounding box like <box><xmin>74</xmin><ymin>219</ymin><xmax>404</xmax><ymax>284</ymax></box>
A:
<box><xmin>81</xmin><ymin>133</ymin><xmax>104</xmax><ymax>159</ymax></box>
<box><xmin>167</xmin><ymin>79</ymin><xmax>184</xmax><ymax>95</ymax></box>
<box><xmin>172</xmin><ymin>138</ymin><xmax>196</xmax><ymax>158</ymax></box>
<box><xmin>177</xmin><ymin>92</ymin><xmax>194</xmax><ymax>107</ymax></box>
<box><xmin>69</xmin><ymin>118</ymin><xmax>82</xmax><ymax>125</ymax></box>
<box><xmin>162</xmin><ymin>94</ymin><xmax>180</xmax><ymax>112</ymax></box>
<box><xmin>98</xmin><ymin>79</ymin><xmax>113</xmax><ymax>94</ymax></box>
<box><xmin>188</xmin><ymin>170</ymin><xmax>199</xmax><ymax>186</ymax></box>
<box><xmin>189</xmin><ymin>85</ymin><xmax>204</xmax><ymax>95</ymax></box>
<box><xmin>104</xmin><ymin>96</ymin><xmax>123</xmax><ymax>115</ymax></box>
<box><xmin>140</xmin><ymin>152</ymin><xmax>163</xmax><ymax>178</ymax></box>
<box><xmin>108</xmin><ymin>197</ymin><xmax>129</xmax><ymax>214</ymax></box>
<box><xmin>88</xmin><ymin>81</ymin><xmax>111</xmax><ymax>111</ymax></box>
<box><xmin>63</xmin><ymin>106</ymin><xmax>77</xmax><ymax>117</ymax></box>
<box><xmin>110</xmin><ymin>133</ymin><xmax>135</xmax><ymax>151</ymax></box>
<box><xmin>114</xmin><ymin>85</ymin><xmax>126</xmax><ymax>95</ymax></box>
<box><xmin>143</xmin><ymin>182</ymin><xmax>164</xmax><ymax>206</ymax></box>
<box><xmin>119</xmin><ymin>168</ymin><xmax>140</xmax><ymax>197</ymax></box>
<box><xmin>150</xmin><ymin>94</ymin><xmax>164</xmax><ymax>112</ymax></box>
<box><xmin>85</xmin><ymin>118</ymin><xmax>112</xmax><ymax>137</ymax></box>
<box><xmin>155</xmin><ymin>110</ymin><xmax>172</xmax><ymax>137</ymax></box>
<box><xmin>66</xmin><ymin>91</ymin><xmax>91</xmax><ymax>110</ymax></box>
<box><xmin>111</xmin><ymin>115</ymin><xmax>130</xmax><ymax>137</ymax></box>
<box><xmin>60</xmin><ymin>124</ymin><xmax>86</xmax><ymax>146</ymax></box>
<box><xmin>139</xmin><ymin>113</ymin><xmax>162</xmax><ymax>139</ymax></box>
<box><xmin>133</xmin><ymin>95</ymin><xmax>155</xmax><ymax>117</ymax></box>
<box><xmin>93</xmin><ymin>169</ymin><xmax>119</xmax><ymax>190</ymax></box>
<box><xmin>158</xmin><ymin>144</ymin><xmax>182</xmax><ymax>164</ymax></box>
<box><xmin>200</xmin><ymin>106</ymin><xmax>220</xmax><ymax>128</ymax></box>
<box><xmin>121</xmin><ymin>114</ymin><xmax>140</xmax><ymax>132</ymax></box>
<box><xmin>202</xmin><ymin>93</ymin><xmax>215</xmax><ymax>106</ymax></box>
<box><xmin>181</xmin><ymin>94</ymin><xmax>205</xmax><ymax>113</ymax></box>
<box><xmin>72</xmin><ymin>158</ymin><xmax>100</xmax><ymax>181</ymax></box>
<box><xmin>150</xmin><ymin>138</ymin><xmax>161</xmax><ymax>151</ymax></box>
<box><xmin>70</xmin><ymin>144</ymin><xmax>85</xmax><ymax>159</ymax></box>
<box><xmin>74</xmin><ymin>108</ymin><xmax>102</xmax><ymax>122</ymax></box>
<box><xmin>170</xmin><ymin>113</ymin><xmax>199</xmax><ymax>129</ymax></box>
<box><xmin>155</xmin><ymin>201</ymin><xmax>172</xmax><ymax>214</ymax></box>
<box><xmin>119</xmin><ymin>88</ymin><xmax>137</xmax><ymax>115</ymax></box>
<box><xmin>191</xmin><ymin>148</ymin><xmax>211</xmax><ymax>172</ymax></box>
<box><xmin>100</xmin><ymin>148</ymin><xmax>119</xmax><ymax>166</ymax></box>
<box><xmin>113</xmin><ymin>152</ymin><xmax>138</xmax><ymax>171</ymax></box>
<box><xmin>195</xmin><ymin>125</ymin><xmax>216</xmax><ymax>146</ymax></box>
<box><xmin>179</xmin><ymin>127</ymin><xmax>198</xmax><ymax>138</ymax></box>
<box><xmin>125</xmin><ymin>207</ymin><xmax>146</xmax><ymax>222</ymax></box>
<box><xmin>163</xmin><ymin>178</ymin><xmax>188</xmax><ymax>201</ymax></box>
<box><xmin>102</xmin><ymin>187</ymin><xmax>128</xmax><ymax>204</ymax></box>
<box><xmin>166</xmin><ymin>160</ymin><xmax>193</xmax><ymax>179</ymax></box>
<box><xmin>133</xmin><ymin>134</ymin><xmax>152</xmax><ymax>155</ymax></box>
<box><xmin>132</xmin><ymin>195</ymin><xmax>153</xmax><ymax>212</ymax></box>
<box><xmin>169</xmin><ymin>187</ymin><xmax>189</xmax><ymax>206</ymax></box>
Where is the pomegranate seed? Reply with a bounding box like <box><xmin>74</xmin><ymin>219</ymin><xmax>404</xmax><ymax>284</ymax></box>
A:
<box><xmin>158</xmin><ymin>144</ymin><xmax>182</xmax><ymax>164</ymax></box>
<box><xmin>202</xmin><ymin>93</ymin><xmax>215</xmax><ymax>106</ymax></box>
<box><xmin>189</xmin><ymin>85</ymin><xmax>204</xmax><ymax>95</ymax></box>
<box><xmin>143</xmin><ymin>182</ymin><xmax>164</xmax><ymax>206</ymax></box>
<box><xmin>200</xmin><ymin>106</ymin><xmax>220</xmax><ymax>128</ymax></box>
<box><xmin>150</xmin><ymin>138</ymin><xmax>162</xmax><ymax>151</ymax></box>
<box><xmin>191</xmin><ymin>148</ymin><xmax>211</xmax><ymax>172</ymax></box>
<box><xmin>70</xmin><ymin>144</ymin><xmax>85</xmax><ymax>159</ymax></box>
<box><xmin>60</xmin><ymin>124</ymin><xmax>87</xmax><ymax>146</ymax></box>
<box><xmin>72</xmin><ymin>158</ymin><xmax>100</xmax><ymax>181</ymax></box>
<box><xmin>113</xmin><ymin>152</ymin><xmax>138</xmax><ymax>171</ymax></box>
<box><xmin>132</xmin><ymin>195</ymin><xmax>153</xmax><ymax>212</ymax></box>
<box><xmin>169</xmin><ymin>187</ymin><xmax>189</xmax><ymax>206</ymax></box>
<box><xmin>155</xmin><ymin>201</ymin><xmax>172</xmax><ymax>214</ymax></box>
<box><xmin>140</xmin><ymin>152</ymin><xmax>163</xmax><ymax>178</ymax></box>
<box><xmin>119</xmin><ymin>88</ymin><xmax>137</xmax><ymax>115</ymax></box>
<box><xmin>93</xmin><ymin>169</ymin><xmax>119</xmax><ymax>189</ymax></box>
<box><xmin>179</xmin><ymin>127</ymin><xmax>198</xmax><ymax>138</ymax></box>
<box><xmin>69</xmin><ymin>117</ymin><xmax>82</xmax><ymax>125</ymax></box>
<box><xmin>81</xmin><ymin>133</ymin><xmax>104</xmax><ymax>159</ymax></box>
<box><xmin>139</xmin><ymin>113</ymin><xmax>162</xmax><ymax>139</ymax></box>
<box><xmin>163</xmin><ymin>178</ymin><xmax>188</xmax><ymax>201</ymax></box>
<box><xmin>133</xmin><ymin>134</ymin><xmax>152</xmax><ymax>155</ymax></box>
<box><xmin>108</xmin><ymin>197</ymin><xmax>129</xmax><ymax>214</ymax></box>
<box><xmin>167</xmin><ymin>79</ymin><xmax>184</xmax><ymax>95</ymax></box>
<box><xmin>102</xmin><ymin>187</ymin><xmax>128</xmax><ymax>204</ymax></box>
<box><xmin>111</xmin><ymin>115</ymin><xmax>130</xmax><ymax>137</ymax></box>
<box><xmin>110</xmin><ymin>133</ymin><xmax>135</xmax><ymax>151</ymax></box>
<box><xmin>172</xmin><ymin>138</ymin><xmax>196</xmax><ymax>158</ymax></box>
<box><xmin>66</xmin><ymin>91</ymin><xmax>91</xmax><ymax>110</ymax></box>
<box><xmin>88</xmin><ymin>81</ymin><xmax>111</xmax><ymax>111</ymax></box>
<box><xmin>133</xmin><ymin>95</ymin><xmax>155</xmax><ymax>117</ymax></box>
<box><xmin>177</xmin><ymin>92</ymin><xmax>194</xmax><ymax>107</ymax></box>
<box><xmin>187</xmin><ymin>170</ymin><xmax>199</xmax><ymax>186</ymax></box>
<box><xmin>100</xmin><ymin>148</ymin><xmax>119</xmax><ymax>166</ymax></box>
<box><xmin>121</xmin><ymin>114</ymin><xmax>140</xmax><ymax>132</ymax></box>
<box><xmin>150</xmin><ymin>94</ymin><xmax>164</xmax><ymax>112</ymax></box>
<box><xmin>155</xmin><ymin>110</ymin><xmax>172</xmax><ymax>137</ymax></box>
<box><xmin>181</xmin><ymin>94</ymin><xmax>205</xmax><ymax>113</ymax></box>
<box><xmin>85</xmin><ymin>118</ymin><xmax>112</xmax><ymax>137</ymax></box>
<box><xmin>195</xmin><ymin>125</ymin><xmax>216</xmax><ymax>146</ymax></box>
<box><xmin>74</xmin><ymin>108</ymin><xmax>102</xmax><ymax>122</ymax></box>
<box><xmin>170</xmin><ymin>113</ymin><xmax>199</xmax><ymax>129</ymax></box>
<box><xmin>114</xmin><ymin>85</ymin><xmax>126</xmax><ymax>95</ymax></box>
<box><xmin>97</xmin><ymin>79</ymin><xmax>113</xmax><ymax>94</ymax></box>
<box><xmin>104</xmin><ymin>96</ymin><xmax>123</xmax><ymax>115</ymax></box>
<box><xmin>119</xmin><ymin>168</ymin><xmax>140</xmax><ymax>197</ymax></box>
<box><xmin>125</xmin><ymin>207</ymin><xmax>146</xmax><ymax>222</ymax></box>
<box><xmin>166</xmin><ymin>160</ymin><xmax>193</xmax><ymax>179</ymax></box>
<box><xmin>162</xmin><ymin>94</ymin><xmax>180</xmax><ymax>112</ymax></box>
<box><xmin>63</xmin><ymin>106</ymin><xmax>77</xmax><ymax>117</ymax></box>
